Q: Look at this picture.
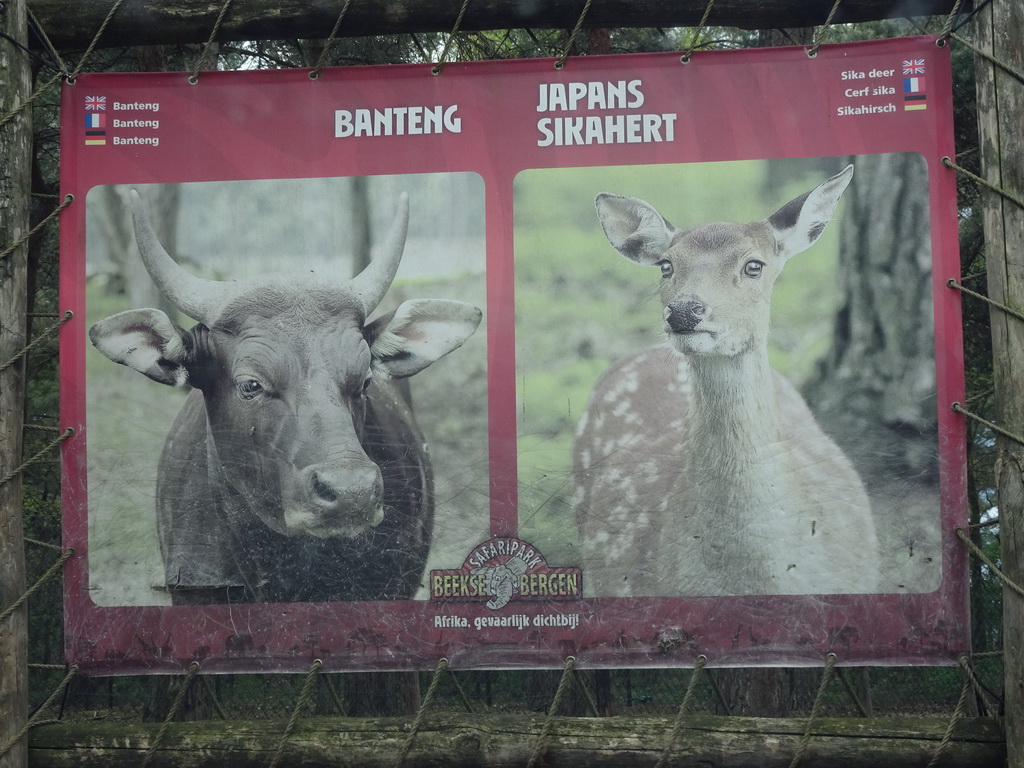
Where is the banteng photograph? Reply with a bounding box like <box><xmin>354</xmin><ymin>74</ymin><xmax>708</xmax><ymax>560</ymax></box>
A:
<box><xmin>514</xmin><ymin>154</ymin><xmax>942</xmax><ymax>598</ymax></box>
<box><xmin>84</xmin><ymin>174</ymin><xmax>489</xmax><ymax>606</ymax></box>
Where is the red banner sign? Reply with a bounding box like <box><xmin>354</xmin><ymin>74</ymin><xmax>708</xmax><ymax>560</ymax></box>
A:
<box><xmin>60</xmin><ymin>36</ymin><xmax>966</xmax><ymax>674</ymax></box>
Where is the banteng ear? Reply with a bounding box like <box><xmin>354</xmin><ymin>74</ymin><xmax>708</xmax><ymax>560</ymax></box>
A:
<box><xmin>366</xmin><ymin>299</ymin><xmax>482</xmax><ymax>380</ymax></box>
<box><xmin>768</xmin><ymin>164</ymin><xmax>854</xmax><ymax>263</ymax></box>
<box><xmin>89</xmin><ymin>308</ymin><xmax>190</xmax><ymax>387</ymax></box>
<box><xmin>595</xmin><ymin>193</ymin><xmax>676</xmax><ymax>266</ymax></box>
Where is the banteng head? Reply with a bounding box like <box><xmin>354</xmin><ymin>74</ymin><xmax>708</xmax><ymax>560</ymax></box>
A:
<box><xmin>595</xmin><ymin>165</ymin><xmax>854</xmax><ymax>357</ymax></box>
<box><xmin>90</xmin><ymin>190</ymin><xmax>481</xmax><ymax>540</ymax></box>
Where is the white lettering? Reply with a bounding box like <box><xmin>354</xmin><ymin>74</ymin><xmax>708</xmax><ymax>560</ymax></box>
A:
<box><xmin>538</xmin><ymin>113</ymin><xmax>676</xmax><ymax>146</ymax></box>
<box><xmin>112</xmin><ymin>136</ymin><xmax>159</xmax><ymax>147</ymax></box>
<box><xmin>113</xmin><ymin>102</ymin><xmax>160</xmax><ymax>112</ymax></box>
<box><xmin>334</xmin><ymin>105</ymin><xmax>462</xmax><ymax>138</ymax></box>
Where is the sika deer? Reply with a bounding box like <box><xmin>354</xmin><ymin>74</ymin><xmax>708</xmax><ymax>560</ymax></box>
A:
<box><xmin>572</xmin><ymin>165</ymin><xmax>879</xmax><ymax>597</ymax></box>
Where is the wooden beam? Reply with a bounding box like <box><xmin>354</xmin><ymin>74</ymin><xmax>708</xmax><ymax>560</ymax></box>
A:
<box><xmin>0</xmin><ymin>0</ymin><xmax>33</xmax><ymax>766</ymax></box>
<box><xmin>28</xmin><ymin>714</ymin><xmax>1005</xmax><ymax>767</ymax></box>
<box><xmin>28</xmin><ymin>0</ymin><xmax>968</xmax><ymax>51</ymax></box>
<box><xmin>974</xmin><ymin>2</ymin><xmax>1024</xmax><ymax>767</ymax></box>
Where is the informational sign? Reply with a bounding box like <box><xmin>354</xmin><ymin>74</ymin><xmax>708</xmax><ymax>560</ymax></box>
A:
<box><xmin>60</xmin><ymin>36</ymin><xmax>966</xmax><ymax>674</ymax></box>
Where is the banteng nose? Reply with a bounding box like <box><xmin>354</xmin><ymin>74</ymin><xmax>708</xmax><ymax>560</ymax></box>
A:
<box><xmin>303</xmin><ymin>462</ymin><xmax>385</xmax><ymax>527</ymax></box>
<box><xmin>665</xmin><ymin>299</ymin><xmax>706</xmax><ymax>334</ymax></box>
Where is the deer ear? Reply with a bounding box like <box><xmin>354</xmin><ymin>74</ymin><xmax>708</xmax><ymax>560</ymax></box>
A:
<box><xmin>768</xmin><ymin>164</ymin><xmax>854</xmax><ymax>262</ymax></box>
<box><xmin>89</xmin><ymin>308</ymin><xmax>190</xmax><ymax>387</ymax></box>
<box><xmin>595</xmin><ymin>193</ymin><xmax>676</xmax><ymax>265</ymax></box>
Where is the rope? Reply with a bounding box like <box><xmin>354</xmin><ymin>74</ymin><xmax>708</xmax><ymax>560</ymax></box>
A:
<box><xmin>24</xmin><ymin>538</ymin><xmax>63</xmax><ymax>553</ymax></box>
<box><xmin>961</xmin><ymin>656</ymin><xmax>1000</xmax><ymax>717</ymax></box>
<box><xmin>200</xmin><ymin>676</ymin><xmax>229</xmax><ymax>720</ymax></box>
<box><xmin>140</xmin><ymin>662</ymin><xmax>202</xmax><ymax>768</ymax></box>
<box><xmin>948</xmin><ymin>279</ymin><xmax>1024</xmax><ymax>325</ymax></box>
<box><xmin>655</xmin><ymin>655</ymin><xmax>708</xmax><ymax>768</ymax></box>
<box><xmin>0</xmin><ymin>309</ymin><xmax>74</xmax><ymax>375</ymax></box>
<box><xmin>0</xmin><ymin>428</ymin><xmax>75</xmax><ymax>491</ymax></box>
<box><xmin>950</xmin><ymin>31</ymin><xmax>1024</xmax><ymax>88</ymax></box>
<box><xmin>807</xmin><ymin>0</ymin><xmax>843</xmax><ymax>57</ymax></box>
<box><xmin>951</xmin><ymin>402</ymin><xmax>1024</xmax><ymax>450</ymax></box>
<box><xmin>680</xmin><ymin>0</ymin><xmax>715</xmax><ymax>63</ymax></box>
<box><xmin>1</xmin><ymin>0</ymin><xmax>124</xmax><ymax>129</ymax></box>
<box><xmin>0</xmin><ymin>70</ymin><xmax>63</xmax><ymax>131</ymax></box>
<box><xmin>189</xmin><ymin>0</ymin><xmax>235</xmax><ymax>84</ymax></box>
<box><xmin>943</xmin><ymin>156</ymin><xmax>1024</xmax><ymax>212</ymax></box>
<box><xmin>572</xmin><ymin>667</ymin><xmax>600</xmax><ymax>717</ymax></box>
<box><xmin>938</xmin><ymin>0</ymin><xmax>966</xmax><ymax>44</ymax></box>
<box><xmin>788</xmin><ymin>653</ymin><xmax>837</xmax><ymax>768</ymax></box>
<box><xmin>431</xmin><ymin>0</ymin><xmax>472</xmax><ymax>75</ymax></box>
<box><xmin>526</xmin><ymin>657</ymin><xmax>577</xmax><ymax>768</ymax></box>
<box><xmin>309</xmin><ymin>0</ymin><xmax>356</xmax><ymax>80</ymax></box>
<box><xmin>0</xmin><ymin>196</ymin><xmax>74</xmax><ymax>268</ymax></box>
<box><xmin>446</xmin><ymin>667</ymin><xmax>475</xmax><ymax>713</ymax></box>
<box><xmin>267</xmin><ymin>658</ymin><xmax>322</xmax><ymax>768</ymax></box>
<box><xmin>554</xmin><ymin>0</ymin><xmax>594</xmax><ymax>70</ymax></box>
<box><xmin>0</xmin><ymin>547</ymin><xmax>74</xmax><ymax>626</ymax></box>
<box><xmin>26</xmin><ymin>6</ymin><xmax>67</xmax><ymax>74</ymax></box>
<box><xmin>66</xmin><ymin>0</ymin><xmax>127</xmax><ymax>82</ymax></box>
<box><xmin>836</xmin><ymin>668</ymin><xmax>871</xmax><ymax>718</ymax></box>
<box><xmin>393</xmin><ymin>659</ymin><xmax>449</xmax><ymax>768</ymax></box>
<box><xmin>924</xmin><ymin>657</ymin><xmax>973</xmax><ymax>768</ymax></box>
<box><xmin>322</xmin><ymin>674</ymin><xmax>348</xmax><ymax>716</ymax></box>
<box><xmin>956</xmin><ymin>527</ymin><xmax>1024</xmax><ymax>601</ymax></box>
<box><xmin>0</xmin><ymin>666</ymin><xmax>77</xmax><ymax>760</ymax></box>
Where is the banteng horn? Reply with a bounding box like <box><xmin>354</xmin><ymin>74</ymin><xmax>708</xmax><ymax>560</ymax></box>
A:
<box><xmin>130</xmin><ymin>188</ymin><xmax>410</xmax><ymax>323</ymax></box>
<box><xmin>350</xmin><ymin>192</ymin><xmax>409</xmax><ymax>316</ymax></box>
<box><xmin>130</xmin><ymin>188</ymin><xmax>234</xmax><ymax>324</ymax></box>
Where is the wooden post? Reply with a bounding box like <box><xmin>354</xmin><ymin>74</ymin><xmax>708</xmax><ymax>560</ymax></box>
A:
<box><xmin>974</xmin><ymin>2</ymin><xmax>1024</xmax><ymax>767</ymax></box>
<box><xmin>0</xmin><ymin>0</ymin><xmax>33</xmax><ymax>766</ymax></box>
<box><xmin>24</xmin><ymin>714</ymin><xmax>1008</xmax><ymax>767</ymax></box>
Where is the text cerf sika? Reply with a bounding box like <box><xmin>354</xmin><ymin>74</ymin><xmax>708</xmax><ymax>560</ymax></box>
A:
<box><xmin>89</xmin><ymin>190</ymin><xmax>481</xmax><ymax>604</ymax></box>
<box><xmin>573</xmin><ymin>165</ymin><xmax>880</xmax><ymax>597</ymax></box>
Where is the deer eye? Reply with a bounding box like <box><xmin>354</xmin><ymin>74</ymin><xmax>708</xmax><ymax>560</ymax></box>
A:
<box><xmin>237</xmin><ymin>378</ymin><xmax>264</xmax><ymax>400</ymax></box>
<box><xmin>658</xmin><ymin>261</ymin><xmax>674</xmax><ymax>279</ymax></box>
<box><xmin>743</xmin><ymin>260</ymin><xmax>765</xmax><ymax>278</ymax></box>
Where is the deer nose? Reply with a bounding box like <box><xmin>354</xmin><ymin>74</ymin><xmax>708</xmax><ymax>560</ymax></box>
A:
<box><xmin>665</xmin><ymin>299</ymin><xmax>706</xmax><ymax>333</ymax></box>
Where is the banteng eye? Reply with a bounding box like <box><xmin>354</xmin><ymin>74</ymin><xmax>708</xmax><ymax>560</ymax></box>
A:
<box><xmin>237</xmin><ymin>379</ymin><xmax>264</xmax><ymax>400</ymax></box>
<box><xmin>743</xmin><ymin>260</ymin><xmax>765</xmax><ymax>278</ymax></box>
<box><xmin>658</xmin><ymin>261</ymin><xmax>674</xmax><ymax>279</ymax></box>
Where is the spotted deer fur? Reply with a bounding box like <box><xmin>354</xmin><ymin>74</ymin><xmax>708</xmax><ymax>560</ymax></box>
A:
<box><xmin>572</xmin><ymin>165</ymin><xmax>879</xmax><ymax>597</ymax></box>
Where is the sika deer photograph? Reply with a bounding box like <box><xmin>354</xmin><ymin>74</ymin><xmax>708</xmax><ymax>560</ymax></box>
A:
<box><xmin>571</xmin><ymin>163</ymin><xmax>887</xmax><ymax>597</ymax></box>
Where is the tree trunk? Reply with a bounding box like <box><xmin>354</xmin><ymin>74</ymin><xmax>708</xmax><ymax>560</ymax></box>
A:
<box><xmin>26</xmin><ymin>0</ymin><xmax>969</xmax><ymax>50</ymax></box>
<box><xmin>974</xmin><ymin>1</ymin><xmax>1024</xmax><ymax>765</ymax></box>
<box><xmin>27</xmin><ymin>714</ymin><xmax>1005</xmax><ymax>767</ymax></box>
<box><xmin>0</xmin><ymin>2</ymin><xmax>33</xmax><ymax>767</ymax></box>
<box><xmin>801</xmin><ymin>152</ymin><xmax>939</xmax><ymax>597</ymax></box>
